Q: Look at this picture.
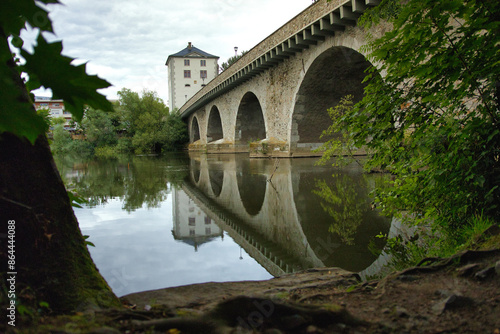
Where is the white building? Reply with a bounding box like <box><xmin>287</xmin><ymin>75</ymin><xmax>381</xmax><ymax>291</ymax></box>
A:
<box><xmin>166</xmin><ymin>42</ymin><xmax>219</xmax><ymax>111</ymax></box>
<box><xmin>33</xmin><ymin>97</ymin><xmax>73</xmax><ymax>128</ymax></box>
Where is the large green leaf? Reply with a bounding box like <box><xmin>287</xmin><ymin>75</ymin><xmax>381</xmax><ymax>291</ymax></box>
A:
<box><xmin>0</xmin><ymin>26</ymin><xmax>47</xmax><ymax>143</ymax></box>
<box><xmin>21</xmin><ymin>34</ymin><xmax>113</xmax><ymax>122</ymax></box>
<box><xmin>0</xmin><ymin>0</ymin><xmax>59</xmax><ymax>36</ymax></box>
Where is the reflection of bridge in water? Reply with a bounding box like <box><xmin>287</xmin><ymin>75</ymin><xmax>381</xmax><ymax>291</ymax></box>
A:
<box><xmin>173</xmin><ymin>154</ymin><xmax>399</xmax><ymax>278</ymax></box>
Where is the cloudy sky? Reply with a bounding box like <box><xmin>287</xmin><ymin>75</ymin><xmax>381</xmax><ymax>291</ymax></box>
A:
<box><xmin>25</xmin><ymin>0</ymin><xmax>312</xmax><ymax>105</ymax></box>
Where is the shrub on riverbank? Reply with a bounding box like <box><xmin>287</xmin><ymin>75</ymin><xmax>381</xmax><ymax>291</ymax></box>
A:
<box><xmin>321</xmin><ymin>0</ymin><xmax>500</xmax><ymax>263</ymax></box>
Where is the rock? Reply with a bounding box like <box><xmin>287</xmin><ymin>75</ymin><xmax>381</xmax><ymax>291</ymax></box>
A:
<box><xmin>395</xmin><ymin>307</ymin><xmax>410</xmax><ymax>318</ymax></box>
<box><xmin>306</xmin><ymin>325</ymin><xmax>321</xmax><ymax>333</ymax></box>
<box><xmin>432</xmin><ymin>295</ymin><xmax>474</xmax><ymax>315</ymax></box>
<box><xmin>475</xmin><ymin>266</ymin><xmax>495</xmax><ymax>280</ymax></box>
<box><xmin>397</xmin><ymin>275</ymin><xmax>419</xmax><ymax>282</ymax></box>
<box><xmin>456</xmin><ymin>263</ymin><xmax>480</xmax><ymax>277</ymax></box>
<box><xmin>281</xmin><ymin>314</ymin><xmax>308</xmax><ymax>329</ymax></box>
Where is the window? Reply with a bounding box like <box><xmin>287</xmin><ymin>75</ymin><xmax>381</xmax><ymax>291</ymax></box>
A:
<box><xmin>200</xmin><ymin>60</ymin><xmax>206</xmax><ymax>67</ymax></box>
<box><xmin>185</xmin><ymin>84</ymin><xmax>191</xmax><ymax>87</ymax></box>
<box><xmin>205</xmin><ymin>227</ymin><xmax>212</xmax><ymax>235</ymax></box>
<box><xmin>200</xmin><ymin>70</ymin><xmax>207</xmax><ymax>79</ymax></box>
<box><xmin>53</xmin><ymin>103</ymin><xmax>60</xmax><ymax>107</ymax></box>
<box><xmin>205</xmin><ymin>216</ymin><xmax>211</xmax><ymax>224</ymax></box>
<box><xmin>184</xmin><ymin>70</ymin><xmax>191</xmax><ymax>78</ymax></box>
<box><xmin>188</xmin><ymin>217</ymin><xmax>196</xmax><ymax>226</ymax></box>
<box><xmin>184</xmin><ymin>59</ymin><xmax>190</xmax><ymax>66</ymax></box>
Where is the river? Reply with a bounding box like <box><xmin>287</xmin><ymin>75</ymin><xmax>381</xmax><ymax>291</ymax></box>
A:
<box><xmin>55</xmin><ymin>152</ymin><xmax>391</xmax><ymax>297</ymax></box>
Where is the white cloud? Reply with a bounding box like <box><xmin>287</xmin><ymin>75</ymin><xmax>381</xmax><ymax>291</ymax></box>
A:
<box><xmin>27</xmin><ymin>0</ymin><xmax>311</xmax><ymax>104</ymax></box>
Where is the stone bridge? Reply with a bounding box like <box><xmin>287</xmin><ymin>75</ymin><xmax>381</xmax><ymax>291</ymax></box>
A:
<box><xmin>179</xmin><ymin>0</ymin><xmax>387</xmax><ymax>157</ymax></box>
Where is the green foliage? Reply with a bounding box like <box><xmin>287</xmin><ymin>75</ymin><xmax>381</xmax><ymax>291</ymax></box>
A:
<box><xmin>21</xmin><ymin>35</ymin><xmax>113</xmax><ymax>121</ymax></box>
<box><xmin>315</xmin><ymin>95</ymin><xmax>362</xmax><ymax>167</ymax></box>
<box><xmin>313</xmin><ymin>176</ymin><xmax>366</xmax><ymax>245</ymax></box>
<box><xmin>55</xmin><ymin>154</ymin><xmax>189</xmax><ymax>212</ymax></box>
<box><xmin>220</xmin><ymin>50</ymin><xmax>248</xmax><ymax>72</ymax></box>
<box><xmin>0</xmin><ymin>0</ymin><xmax>113</xmax><ymax>144</ymax></box>
<box><xmin>51</xmin><ymin>117</ymin><xmax>66</xmax><ymax>126</ymax></box>
<box><xmin>118</xmin><ymin>88</ymin><xmax>188</xmax><ymax>153</ymax></box>
<box><xmin>50</xmin><ymin>124</ymin><xmax>72</xmax><ymax>153</ymax></box>
<box><xmin>82</xmin><ymin>235</ymin><xmax>95</xmax><ymax>248</ymax></box>
<box><xmin>82</xmin><ymin>107</ymin><xmax>118</xmax><ymax>148</ymax></box>
<box><xmin>36</xmin><ymin>107</ymin><xmax>51</xmax><ymax>130</ymax></box>
<box><xmin>326</xmin><ymin>0</ymin><xmax>500</xmax><ymax>238</ymax></box>
<box><xmin>376</xmin><ymin>213</ymin><xmax>496</xmax><ymax>270</ymax></box>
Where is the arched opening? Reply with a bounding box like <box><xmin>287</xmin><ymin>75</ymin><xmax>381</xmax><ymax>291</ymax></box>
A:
<box><xmin>236</xmin><ymin>158</ymin><xmax>266</xmax><ymax>216</ymax></box>
<box><xmin>291</xmin><ymin>47</ymin><xmax>373</xmax><ymax>152</ymax></box>
<box><xmin>207</xmin><ymin>106</ymin><xmax>223</xmax><ymax>143</ymax></box>
<box><xmin>191</xmin><ymin>117</ymin><xmax>201</xmax><ymax>143</ymax></box>
<box><xmin>235</xmin><ymin>92</ymin><xmax>266</xmax><ymax>143</ymax></box>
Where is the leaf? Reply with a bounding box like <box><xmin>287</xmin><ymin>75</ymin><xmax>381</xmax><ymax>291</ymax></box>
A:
<box><xmin>0</xmin><ymin>42</ymin><xmax>48</xmax><ymax>143</ymax></box>
<box><xmin>67</xmin><ymin>190</ymin><xmax>86</xmax><ymax>208</ymax></box>
<box><xmin>21</xmin><ymin>34</ymin><xmax>113</xmax><ymax>122</ymax></box>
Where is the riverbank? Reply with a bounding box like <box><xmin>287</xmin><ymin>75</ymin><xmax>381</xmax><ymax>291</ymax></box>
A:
<box><xmin>18</xmin><ymin>234</ymin><xmax>500</xmax><ymax>334</ymax></box>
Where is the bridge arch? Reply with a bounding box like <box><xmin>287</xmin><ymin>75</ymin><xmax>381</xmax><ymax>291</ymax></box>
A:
<box><xmin>290</xmin><ymin>46</ymin><xmax>373</xmax><ymax>152</ymax></box>
<box><xmin>235</xmin><ymin>92</ymin><xmax>267</xmax><ymax>143</ymax></box>
<box><xmin>207</xmin><ymin>106</ymin><xmax>224</xmax><ymax>143</ymax></box>
<box><xmin>190</xmin><ymin>116</ymin><xmax>201</xmax><ymax>143</ymax></box>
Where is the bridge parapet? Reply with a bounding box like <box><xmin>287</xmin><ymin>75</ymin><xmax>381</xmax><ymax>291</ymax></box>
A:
<box><xmin>179</xmin><ymin>0</ymin><xmax>379</xmax><ymax>119</ymax></box>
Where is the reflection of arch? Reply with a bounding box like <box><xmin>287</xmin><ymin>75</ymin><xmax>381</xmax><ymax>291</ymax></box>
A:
<box><xmin>191</xmin><ymin>117</ymin><xmax>201</xmax><ymax>143</ymax></box>
<box><xmin>209</xmin><ymin>169</ymin><xmax>224</xmax><ymax>197</ymax></box>
<box><xmin>236</xmin><ymin>159</ymin><xmax>266</xmax><ymax>216</ymax></box>
<box><xmin>235</xmin><ymin>92</ymin><xmax>266</xmax><ymax>143</ymax></box>
<box><xmin>191</xmin><ymin>159</ymin><xmax>201</xmax><ymax>184</ymax></box>
<box><xmin>292</xmin><ymin>166</ymin><xmax>390</xmax><ymax>272</ymax></box>
<box><xmin>291</xmin><ymin>47</ymin><xmax>373</xmax><ymax>150</ymax></box>
<box><xmin>207</xmin><ymin>106</ymin><xmax>223</xmax><ymax>143</ymax></box>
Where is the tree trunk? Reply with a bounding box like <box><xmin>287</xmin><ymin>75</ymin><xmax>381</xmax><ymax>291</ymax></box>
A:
<box><xmin>0</xmin><ymin>132</ymin><xmax>120</xmax><ymax>314</ymax></box>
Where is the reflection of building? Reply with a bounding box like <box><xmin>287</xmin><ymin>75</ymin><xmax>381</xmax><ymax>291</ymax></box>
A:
<box><xmin>172</xmin><ymin>187</ymin><xmax>223</xmax><ymax>251</ymax></box>
<box><xmin>166</xmin><ymin>42</ymin><xmax>219</xmax><ymax>111</ymax></box>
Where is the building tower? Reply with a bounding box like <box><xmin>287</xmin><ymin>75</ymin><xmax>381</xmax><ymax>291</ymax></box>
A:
<box><xmin>166</xmin><ymin>42</ymin><xmax>219</xmax><ymax>111</ymax></box>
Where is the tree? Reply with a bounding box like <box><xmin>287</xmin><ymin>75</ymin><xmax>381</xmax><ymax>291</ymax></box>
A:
<box><xmin>82</xmin><ymin>107</ymin><xmax>118</xmax><ymax>148</ymax></box>
<box><xmin>117</xmin><ymin>88</ymin><xmax>187</xmax><ymax>153</ymax></box>
<box><xmin>219</xmin><ymin>50</ymin><xmax>248</xmax><ymax>72</ymax></box>
<box><xmin>1</xmin><ymin>0</ymin><xmax>120</xmax><ymax>315</ymax></box>
<box><xmin>323</xmin><ymin>0</ymin><xmax>500</xmax><ymax>237</ymax></box>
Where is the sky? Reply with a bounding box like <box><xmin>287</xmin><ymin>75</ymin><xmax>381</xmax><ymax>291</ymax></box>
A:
<box><xmin>24</xmin><ymin>0</ymin><xmax>313</xmax><ymax>105</ymax></box>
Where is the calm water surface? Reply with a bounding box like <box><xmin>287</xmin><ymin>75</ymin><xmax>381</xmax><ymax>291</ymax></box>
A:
<box><xmin>55</xmin><ymin>153</ymin><xmax>391</xmax><ymax>297</ymax></box>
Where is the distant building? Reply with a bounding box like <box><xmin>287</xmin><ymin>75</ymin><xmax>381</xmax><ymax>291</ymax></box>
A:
<box><xmin>34</xmin><ymin>97</ymin><xmax>73</xmax><ymax>128</ymax></box>
<box><xmin>166</xmin><ymin>42</ymin><xmax>219</xmax><ymax>111</ymax></box>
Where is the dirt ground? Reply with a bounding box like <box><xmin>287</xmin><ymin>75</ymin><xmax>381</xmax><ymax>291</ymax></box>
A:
<box><xmin>8</xmin><ymin>229</ymin><xmax>500</xmax><ymax>334</ymax></box>
<box><xmin>119</xmin><ymin>249</ymin><xmax>500</xmax><ymax>334</ymax></box>
<box><xmin>15</xmin><ymin>247</ymin><xmax>497</xmax><ymax>334</ymax></box>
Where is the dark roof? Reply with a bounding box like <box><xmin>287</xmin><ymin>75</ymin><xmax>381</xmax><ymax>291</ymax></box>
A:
<box><xmin>166</xmin><ymin>44</ymin><xmax>219</xmax><ymax>65</ymax></box>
